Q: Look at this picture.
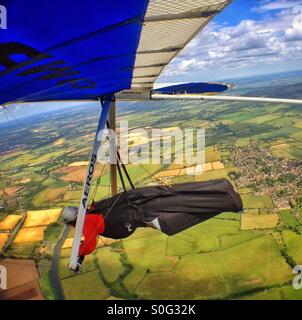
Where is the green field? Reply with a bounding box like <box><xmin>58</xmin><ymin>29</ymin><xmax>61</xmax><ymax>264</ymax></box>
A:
<box><xmin>196</xmin><ymin>168</ymin><xmax>237</xmax><ymax>182</ymax></box>
<box><xmin>94</xmin><ymin>246</ymin><xmax>125</xmax><ymax>284</ymax></box>
<box><xmin>220</xmin><ymin>231</ymin><xmax>264</xmax><ymax>249</ymax></box>
<box><xmin>244</xmin><ymin>114</ymin><xmax>281</xmax><ymax>125</ymax></box>
<box><xmin>271</xmin><ymin>148</ymin><xmax>292</xmax><ymax>159</ymax></box>
<box><xmin>280</xmin><ymin>210</ymin><xmax>300</xmax><ymax>227</ymax></box>
<box><xmin>1</xmin><ymin>72</ymin><xmax>302</xmax><ymax>300</ymax></box>
<box><xmin>61</xmin><ymin>270</ymin><xmax>110</xmax><ymax>300</ymax></box>
<box><xmin>59</xmin><ymin>254</ymin><xmax>96</xmax><ymax>280</ymax></box>
<box><xmin>58</xmin><ymin>216</ymin><xmax>298</xmax><ymax>300</ymax></box>
<box><xmin>241</xmin><ymin>194</ymin><xmax>274</xmax><ymax>209</ymax></box>
<box><xmin>240</xmin><ymin>285</ymin><xmax>302</xmax><ymax>300</ymax></box>
<box><xmin>235</xmin><ymin>138</ymin><xmax>251</xmax><ymax>147</ymax></box>
<box><xmin>134</xmin><ymin>235</ymin><xmax>292</xmax><ymax>300</ymax></box>
<box><xmin>6</xmin><ymin>241</ymin><xmax>40</xmax><ymax>258</ymax></box>
<box><xmin>283</xmin><ymin>231</ymin><xmax>302</xmax><ymax>265</ymax></box>
<box><xmin>38</xmin><ymin>268</ymin><xmax>57</xmax><ymax>300</ymax></box>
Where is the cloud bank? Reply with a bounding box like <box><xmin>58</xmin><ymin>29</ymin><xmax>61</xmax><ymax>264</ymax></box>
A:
<box><xmin>158</xmin><ymin>0</ymin><xmax>302</xmax><ymax>81</ymax></box>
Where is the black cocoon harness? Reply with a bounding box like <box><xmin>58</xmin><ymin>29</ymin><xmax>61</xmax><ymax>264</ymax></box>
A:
<box><xmin>88</xmin><ymin>179</ymin><xmax>243</xmax><ymax>239</ymax></box>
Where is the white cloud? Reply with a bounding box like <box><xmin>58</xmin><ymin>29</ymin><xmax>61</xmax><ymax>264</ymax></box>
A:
<box><xmin>158</xmin><ymin>1</ymin><xmax>302</xmax><ymax>81</ymax></box>
<box><xmin>230</xmin><ymin>20</ymin><xmax>256</xmax><ymax>38</ymax></box>
<box><xmin>252</xmin><ymin>0</ymin><xmax>301</xmax><ymax>13</ymax></box>
<box><xmin>285</xmin><ymin>4</ymin><xmax>302</xmax><ymax>40</ymax></box>
<box><xmin>285</xmin><ymin>27</ymin><xmax>302</xmax><ymax>40</ymax></box>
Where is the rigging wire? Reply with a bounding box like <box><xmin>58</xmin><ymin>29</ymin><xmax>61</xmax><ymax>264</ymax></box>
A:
<box><xmin>116</xmin><ymin>157</ymin><xmax>127</xmax><ymax>193</ymax></box>
<box><xmin>1</xmin><ymin>105</ymin><xmax>23</xmax><ymax>126</ymax></box>
<box><xmin>4</xmin><ymin>110</ymin><xmax>10</xmax><ymax>124</ymax></box>
<box><xmin>88</xmin><ymin>163</ymin><xmax>108</xmax><ymax>206</ymax></box>
<box><xmin>1</xmin><ymin>106</ymin><xmax>10</xmax><ymax>124</ymax></box>
<box><xmin>105</xmin><ymin>114</ymin><xmax>169</xmax><ymax>190</ymax></box>
<box><xmin>3</xmin><ymin>106</ymin><xmax>19</xmax><ymax>122</ymax></box>
<box><xmin>106</xmin><ymin>120</ymin><xmax>135</xmax><ymax>190</ymax></box>
<box><xmin>126</xmin><ymin>151</ymin><xmax>170</xmax><ymax>191</ymax></box>
<box><xmin>116</xmin><ymin>148</ymin><xmax>135</xmax><ymax>190</ymax></box>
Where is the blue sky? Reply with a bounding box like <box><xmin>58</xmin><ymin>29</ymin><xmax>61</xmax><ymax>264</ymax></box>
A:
<box><xmin>215</xmin><ymin>0</ymin><xmax>264</xmax><ymax>25</ymax></box>
<box><xmin>158</xmin><ymin>0</ymin><xmax>302</xmax><ymax>82</ymax></box>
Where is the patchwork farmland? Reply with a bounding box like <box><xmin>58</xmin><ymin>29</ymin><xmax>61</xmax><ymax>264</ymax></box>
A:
<box><xmin>0</xmin><ymin>72</ymin><xmax>302</xmax><ymax>299</ymax></box>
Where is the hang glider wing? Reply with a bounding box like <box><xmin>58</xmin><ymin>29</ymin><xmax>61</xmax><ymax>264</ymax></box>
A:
<box><xmin>0</xmin><ymin>0</ymin><xmax>230</xmax><ymax>105</ymax></box>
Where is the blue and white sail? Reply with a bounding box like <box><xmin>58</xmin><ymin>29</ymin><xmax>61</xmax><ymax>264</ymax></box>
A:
<box><xmin>0</xmin><ymin>0</ymin><xmax>230</xmax><ymax>105</ymax></box>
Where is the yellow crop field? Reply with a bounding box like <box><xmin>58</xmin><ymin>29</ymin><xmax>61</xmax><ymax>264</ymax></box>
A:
<box><xmin>0</xmin><ymin>215</ymin><xmax>22</xmax><ymax>231</ymax></box>
<box><xmin>181</xmin><ymin>166</ymin><xmax>195</xmax><ymax>175</ymax></box>
<box><xmin>20</xmin><ymin>178</ymin><xmax>31</xmax><ymax>184</ymax></box>
<box><xmin>14</xmin><ymin>226</ymin><xmax>46</xmax><ymax>243</ymax></box>
<box><xmin>0</xmin><ymin>233</ymin><xmax>10</xmax><ymax>250</ymax></box>
<box><xmin>160</xmin><ymin>127</ymin><xmax>180</xmax><ymax>132</ymax></box>
<box><xmin>180</xmin><ymin>164</ymin><xmax>204</xmax><ymax>176</ymax></box>
<box><xmin>155</xmin><ymin>169</ymin><xmax>181</xmax><ymax>178</ymax></box>
<box><xmin>68</xmin><ymin>161</ymin><xmax>89</xmax><ymax>167</ymax></box>
<box><xmin>204</xmin><ymin>163</ymin><xmax>213</xmax><ymax>171</ymax></box>
<box><xmin>241</xmin><ymin>214</ymin><xmax>279</xmax><ymax>230</ymax></box>
<box><xmin>24</xmin><ymin>209</ymin><xmax>62</xmax><ymax>228</ymax></box>
<box><xmin>62</xmin><ymin>238</ymin><xmax>74</xmax><ymax>249</ymax></box>
<box><xmin>212</xmin><ymin>161</ymin><xmax>225</xmax><ymax>170</ymax></box>
<box><xmin>53</xmin><ymin>138</ymin><xmax>65</xmax><ymax>146</ymax></box>
<box><xmin>271</xmin><ymin>143</ymin><xmax>289</xmax><ymax>149</ymax></box>
<box><xmin>294</xmin><ymin>120</ymin><xmax>302</xmax><ymax>129</ymax></box>
<box><xmin>156</xmin><ymin>162</ymin><xmax>224</xmax><ymax>178</ymax></box>
<box><xmin>62</xmin><ymin>236</ymin><xmax>116</xmax><ymax>249</ymax></box>
<box><xmin>205</xmin><ymin>148</ymin><xmax>221</xmax><ymax>162</ymax></box>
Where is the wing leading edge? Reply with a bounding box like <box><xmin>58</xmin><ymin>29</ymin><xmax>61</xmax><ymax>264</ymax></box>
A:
<box><xmin>129</xmin><ymin>0</ymin><xmax>231</xmax><ymax>90</ymax></box>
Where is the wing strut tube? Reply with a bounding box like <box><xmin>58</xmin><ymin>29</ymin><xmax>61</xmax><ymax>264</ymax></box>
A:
<box><xmin>69</xmin><ymin>96</ymin><xmax>114</xmax><ymax>271</ymax></box>
<box><xmin>151</xmin><ymin>93</ymin><xmax>302</xmax><ymax>105</ymax></box>
<box><xmin>106</xmin><ymin>119</ymin><xmax>135</xmax><ymax>190</ymax></box>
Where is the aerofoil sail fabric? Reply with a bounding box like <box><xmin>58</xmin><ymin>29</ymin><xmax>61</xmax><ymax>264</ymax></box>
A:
<box><xmin>0</xmin><ymin>0</ymin><xmax>149</xmax><ymax>104</ymax></box>
<box><xmin>0</xmin><ymin>0</ymin><xmax>230</xmax><ymax>105</ymax></box>
<box><xmin>90</xmin><ymin>179</ymin><xmax>243</xmax><ymax>239</ymax></box>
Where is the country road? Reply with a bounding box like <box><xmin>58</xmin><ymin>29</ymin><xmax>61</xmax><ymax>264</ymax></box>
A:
<box><xmin>1</xmin><ymin>201</ymin><xmax>27</xmax><ymax>254</ymax></box>
<box><xmin>50</xmin><ymin>225</ymin><xmax>70</xmax><ymax>300</ymax></box>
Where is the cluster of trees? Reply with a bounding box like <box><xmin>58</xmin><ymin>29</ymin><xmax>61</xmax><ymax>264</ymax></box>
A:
<box><xmin>228</xmin><ymin>171</ymin><xmax>241</xmax><ymax>180</ymax></box>
<box><xmin>290</xmin><ymin>196</ymin><xmax>302</xmax><ymax>209</ymax></box>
